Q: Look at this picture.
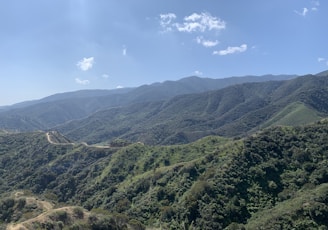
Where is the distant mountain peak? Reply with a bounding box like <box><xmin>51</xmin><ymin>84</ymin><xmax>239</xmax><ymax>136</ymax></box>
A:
<box><xmin>0</xmin><ymin>73</ymin><xmax>300</xmax><ymax>132</ymax></box>
<box><xmin>316</xmin><ymin>70</ymin><xmax>328</xmax><ymax>76</ymax></box>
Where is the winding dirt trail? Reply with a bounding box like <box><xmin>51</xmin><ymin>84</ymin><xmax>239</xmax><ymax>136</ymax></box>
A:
<box><xmin>6</xmin><ymin>195</ymin><xmax>55</xmax><ymax>230</ymax></box>
<box><xmin>45</xmin><ymin>131</ymin><xmax>111</xmax><ymax>149</ymax></box>
<box><xmin>46</xmin><ymin>131</ymin><xmax>73</xmax><ymax>145</ymax></box>
<box><xmin>6</xmin><ymin>206</ymin><xmax>83</xmax><ymax>230</ymax></box>
<box><xmin>45</xmin><ymin>132</ymin><xmax>55</xmax><ymax>144</ymax></box>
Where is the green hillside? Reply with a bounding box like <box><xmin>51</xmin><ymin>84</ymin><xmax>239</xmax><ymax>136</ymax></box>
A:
<box><xmin>1</xmin><ymin>120</ymin><xmax>328</xmax><ymax>229</ymax></box>
<box><xmin>1</xmin><ymin>73</ymin><xmax>328</xmax><ymax>229</ymax></box>
<box><xmin>261</xmin><ymin>102</ymin><xmax>322</xmax><ymax>127</ymax></box>
<box><xmin>57</xmin><ymin>74</ymin><xmax>328</xmax><ymax>145</ymax></box>
<box><xmin>0</xmin><ymin>74</ymin><xmax>296</xmax><ymax>131</ymax></box>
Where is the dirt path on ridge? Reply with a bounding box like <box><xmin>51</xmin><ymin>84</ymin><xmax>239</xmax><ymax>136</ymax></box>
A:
<box><xmin>45</xmin><ymin>131</ymin><xmax>110</xmax><ymax>149</ymax></box>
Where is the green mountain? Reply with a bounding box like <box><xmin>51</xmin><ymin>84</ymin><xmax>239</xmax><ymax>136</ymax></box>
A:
<box><xmin>1</xmin><ymin>72</ymin><xmax>328</xmax><ymax>229</ymax></box>
<box><xmin>57</xmin><ymin>74</ymin><xmax>328</xmax><ymax>145</ymax></box>
<box><xmin>0</xmin><ymin>74</ymin><xmax>296</xmax><ymax>131</ymax></box>
<box><xmin>1</xmin><ymin>120</ymin><xmax>327</xmax><ymax>229</ymax></box>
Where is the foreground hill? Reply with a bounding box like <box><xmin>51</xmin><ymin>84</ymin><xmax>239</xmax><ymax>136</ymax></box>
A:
<box><xmin>1</xmin><ymin>120</ymin><xmax>328</xmax><ymax>229</ymax></box>
<box><xmin>0</xmin><ymin>74</ymin><xmax>296</xmax><ymax>131</ymax></box>
<box><xmin>2</xmin><ymin>191</ymin><xmax>145</xmax><ymax>230</ymax></box>
<box><xmin>57</xmin><ymin>74</ymin><xmax>328</xmax><ymax>145</ymax></box>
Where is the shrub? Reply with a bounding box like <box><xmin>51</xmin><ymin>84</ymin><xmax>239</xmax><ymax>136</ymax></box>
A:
<box><xmin>73</xmin><ymin>207</ymin><xmax>84</xmax><ymax>219</ymax></box>
<box><xmin>128</xmin><ymin>219</ymin><xmax>146</xmax><ymax>230</ymax></box>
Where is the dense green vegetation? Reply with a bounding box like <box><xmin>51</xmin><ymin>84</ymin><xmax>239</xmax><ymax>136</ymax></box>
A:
<box><xmin>1</xmin><ymin>119</ymin><xmax>328</xmax><ymax>229</ymax></box>
<box><xmin>0</xmin><ymin>73</ymin><xmax>328</xmax><ymax>229</ymax></box>
<box><xmin>0</xmin><ymin>191</ymin><xmax>145</xmax><ymax>230</ymax></box>
<box><xmin>0</xmin><ymin>74</ymin><xmax>296</xmax><ymax>131</ymax></box>
<box><xmin>57</xmin><ymin>75</ymin><xmax>328</xmax><ymax>145</ymax></box>
<box><xmin>261</xmin><ymin>101</ymin><xmax>322</xmax><ymax>127</ymax></box>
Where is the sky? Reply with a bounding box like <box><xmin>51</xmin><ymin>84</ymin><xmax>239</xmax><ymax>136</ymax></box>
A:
<box><xmin>0</xmin><ymin>0</ymin><xmax>327</xmax><ymax>105</ymax></box>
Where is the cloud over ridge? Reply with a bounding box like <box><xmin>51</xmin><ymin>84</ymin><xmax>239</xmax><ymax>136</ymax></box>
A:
<box><xmin>75</xmin><ymin>78</ymin><xmax>90</xmax><ymax>85</ymax></box>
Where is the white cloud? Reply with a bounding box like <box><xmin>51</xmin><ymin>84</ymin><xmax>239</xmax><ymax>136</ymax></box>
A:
<box><xmin>294</xmin><ymin>7</ymin><xmax>308</xmax><ymax>16</ymax></box>
<box><xmin>77</xmin><ymin>57</ymin><xmax>94</xmax><ymax>71</ymax></box>
<box><xmin>213</xmin><ymin>44</ymin><xmax>248</xmax><ymax>56</ymax></box>
<box><xmin>196</xmin><ymin>36</ymin><xmax>219</xmax><ymax>47</ymax></box>
<box><xmin>116</xmin><ymin>85</ymin><xmax>124</xmax><ymax>89</ymax></box>
<box><xmin>303</xmin><ymin>7</ymin><xmax>309</xmax><ymax>15</ymax></box>
<box><xmin>159</xmin><ymin>13</ymin><xmax>177</xmax><ymax>32</ymax></box>
<box><xmin>159</xmin><ymin>12</ymin><xmax>225</xmax><ymax>33</ymax></box>
<box><xmin>75</xmin><ymin>78</ymin><xmax>90</xmax><ymax>85</ymax></box>
<box><xmin>295</xmin><ymin>2</ymin><xmax>320</xmax><ymax>16</ymax></box>
<box><xmin>194</xmin><ymin>70</ymin><xmax>203</xmax><ymax>76</ymax></box>
<box><xmin>176</xmin><ymin>12</ymin><xmax>226</xmax><ymax>33</ymax></box>
<box><xmin>102</xmin><ymin>74</ymin><xmax>109</xmax><ymax>79</ymax></box>
<box><xmin>122</xmin><ymin>46</ymin><xmax>127</xmax><ymax>56</ymax></box>
<box><xmin>317</xmin><ymin>57</ymin><xmax>328</xmax><ymax>65</ymax></box>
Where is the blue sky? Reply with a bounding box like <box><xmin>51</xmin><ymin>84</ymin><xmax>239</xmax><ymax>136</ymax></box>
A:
<box><xmin>0</xmin><ymin>0</ymin><xmax>327</xmax><ymax>105</ymax></box>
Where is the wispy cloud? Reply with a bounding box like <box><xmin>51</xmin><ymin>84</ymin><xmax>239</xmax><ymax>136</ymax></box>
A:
<box><xmin>213</xmin><ymin>44</ymin><xmax>248</xmax><ymax>56</ymax></box>
<box><xmin>102</xmin><ymin>74</ymin><xmax>109</xmax><ymax>79</ymax></box>
<box><xmin>122</xmin><ymin>45</ymin><xmax>127</xmax><ymax>56</ymax></box>
<box><xmin>116</xmin><ymin>85</ymin><xmax>124</xmax><ymax>89</ymax></box>
<box><xmin>295</xmin><ymin>7</ymin><xmax>309</xmax><ymax>16</ymax></box>
<box><xmin>196</xmin><ymin>36</ymin><xmax>219</xmax><ymax>47</ymax></box>
<box><xmin>159</xmin><ymin>13</ymin><xmax>177</xmax><ymax>32</ymax></box>
<box><xmin>295</xmin><ymin>1</ymin><xmax>320</xmax><ymax>16</ymax></box>
<box><xmin>159</xmin><ymin>12</ymin><xmax>225</xmax><ymax>33</ymax></box>
<box><xmin>311</xmin><ymin>1</ymin><xmax>320</xmax><ymax>11</ymax></box>
<box><xmin>77</xmin><ymin>57</ymin><xmax>94</xmax><ymax>71</ymax></box>
<box><xmin>75</xmin><ymin>78</ymin><xmax>90</xmax><ymax>85</ymax></box>
<box><xmin>317</xmin><ymin>57</ymin><xmax>328</xmax><ymax>65</ymax></box>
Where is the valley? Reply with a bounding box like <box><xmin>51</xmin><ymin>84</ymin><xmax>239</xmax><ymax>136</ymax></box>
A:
<box><xmin>0</xmin><ymin>73</ymin><xmax>327</xmax><ymax>229</ymax></box>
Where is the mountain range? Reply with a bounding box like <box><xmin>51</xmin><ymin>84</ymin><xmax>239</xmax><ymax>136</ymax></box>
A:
<box><xmin>0</xmin><ymin>74</ymin><xmax>296</xmax><ymax>131</ymax></box>
<box><xmin>1</xmin><ymin>71</ymin><xmax>328</xmax><ymax>229</ymax></box>
<box><xmin>53</xmin><ymin>73</ymin><xmax>328</xmax><ymax>145</ymax></box>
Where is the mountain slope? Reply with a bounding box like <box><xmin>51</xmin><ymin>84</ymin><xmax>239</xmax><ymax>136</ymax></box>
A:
<box><xmin>57</xmin><ymin>74</ymin><xmax>328</xmax><ymax>145</ymax></box>
<box><xmin>2</xmin><ymin>191</ymin><xmax>145</xmax><ymax>230</ymax></box>
<box><xmin>0</xmin><ymin>74</ymin><xmax>296</xmax><ymax>131</ymax></box>
<box><xmin>0</xmin><ymin>120</ymin><xmax>328</xmax><ymax>229</ymax></box>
